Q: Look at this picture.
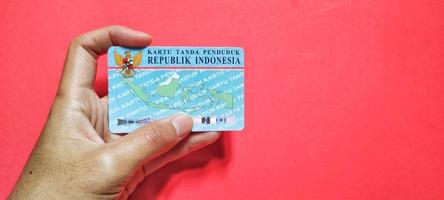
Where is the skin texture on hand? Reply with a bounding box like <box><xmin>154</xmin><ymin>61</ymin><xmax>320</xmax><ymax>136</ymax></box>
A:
<box><xmin>9</xmin><ymin>26</ymin><xmax>221</xmax><ymax>200</ymax></box>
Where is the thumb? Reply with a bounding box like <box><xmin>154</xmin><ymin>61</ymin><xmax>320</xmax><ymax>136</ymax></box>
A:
<box><xmin>106</xmin><ymin>114</ymin><xmax>192</xmax><ymax>171</ymax></box>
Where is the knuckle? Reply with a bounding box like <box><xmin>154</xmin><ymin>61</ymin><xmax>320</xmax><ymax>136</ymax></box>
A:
<box><xmin>96</xmin><ymin>152</ymin><xmax>116</xmax><ymax>171</ymax></box>
<box><xmin>69</xmin><ymin>35</ymin><xmax>93</xmax><ymax>51</ymax></box>
<box><xmin>143</xmin><ymin>122</ymin><xmax>174</xmax><ymax>146</ymax></box>
<box><xmin>96</xmin><ymin>152</ymin><xmax>129</xmax><ymax>178</ymax></box>
<box><xmin>69</xmin><ymin>36</ymin><xmax>84</xmax><ymax>49</ymax></box>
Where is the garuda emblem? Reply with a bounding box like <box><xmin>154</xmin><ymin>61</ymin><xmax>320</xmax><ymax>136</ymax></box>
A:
<box><xmin>114</xmin><ymin>50</ymin><xmax>142</xmax><ymax>77</ymax></box>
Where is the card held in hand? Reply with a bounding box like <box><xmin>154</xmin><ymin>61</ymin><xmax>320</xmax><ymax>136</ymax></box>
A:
<box><xmin>108</xmin><ymin>46</ymin><xmax>244</xmax><ymax>133</ymax></box>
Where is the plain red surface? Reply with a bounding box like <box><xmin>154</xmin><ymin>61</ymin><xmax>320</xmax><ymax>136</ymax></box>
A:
<box><xmin>1</xmin><ymin>0</ymin><xmax>444</xmax><ymax>199</ymax></box>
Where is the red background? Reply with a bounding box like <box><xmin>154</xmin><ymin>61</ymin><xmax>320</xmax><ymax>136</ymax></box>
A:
<box><xmin>1</xmin><ymin>0</ymin><xmax>444</xmax><ymax>199</ymax></box>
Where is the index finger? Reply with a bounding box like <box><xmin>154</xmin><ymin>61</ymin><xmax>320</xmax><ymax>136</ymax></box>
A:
<box><xmin>59</xmin><ymin>25</ymin><xmax>151</xmax><ymax>95</ymax></box>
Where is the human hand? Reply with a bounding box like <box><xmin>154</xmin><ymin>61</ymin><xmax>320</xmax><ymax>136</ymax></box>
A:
<box><xmin>10</xmin><ymin>26</ymin><xmax>221</xmax><ymax>199</ymax></box>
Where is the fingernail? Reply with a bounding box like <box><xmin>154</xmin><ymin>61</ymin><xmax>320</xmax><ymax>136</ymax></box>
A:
<box><xmin>134</xmin><ymin>30</ymin><xmax>150</xmax><ymax>37</ymax></box>
<box><xmin>170</xmin><ymin>114</ymin><xmax>192</xmax><ymax>137</ymax></box>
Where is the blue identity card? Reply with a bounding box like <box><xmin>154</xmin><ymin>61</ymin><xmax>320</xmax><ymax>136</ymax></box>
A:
<box><xmin>108</xmin><ymin>46</ymin><xmax>244</xmax><ymax>133</ymax></box>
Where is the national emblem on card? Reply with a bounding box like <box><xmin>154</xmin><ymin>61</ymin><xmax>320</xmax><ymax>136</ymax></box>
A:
<box><xmin>113</xmin><ymin>50</ymin><xmax>142</xmax><ymax>77</ymax></box>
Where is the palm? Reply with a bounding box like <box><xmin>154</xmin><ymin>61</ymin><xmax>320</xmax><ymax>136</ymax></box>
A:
<box><xmin>76</xmin><ymin>89</ymin><xmax>120</xmax><ymax>144</ymax></box>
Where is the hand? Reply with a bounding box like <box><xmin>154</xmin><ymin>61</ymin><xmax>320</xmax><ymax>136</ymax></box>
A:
<box><xmin>10</xmin><ymin>26</ymin><xmax>221</xmax><ymax>199</ymax></box>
